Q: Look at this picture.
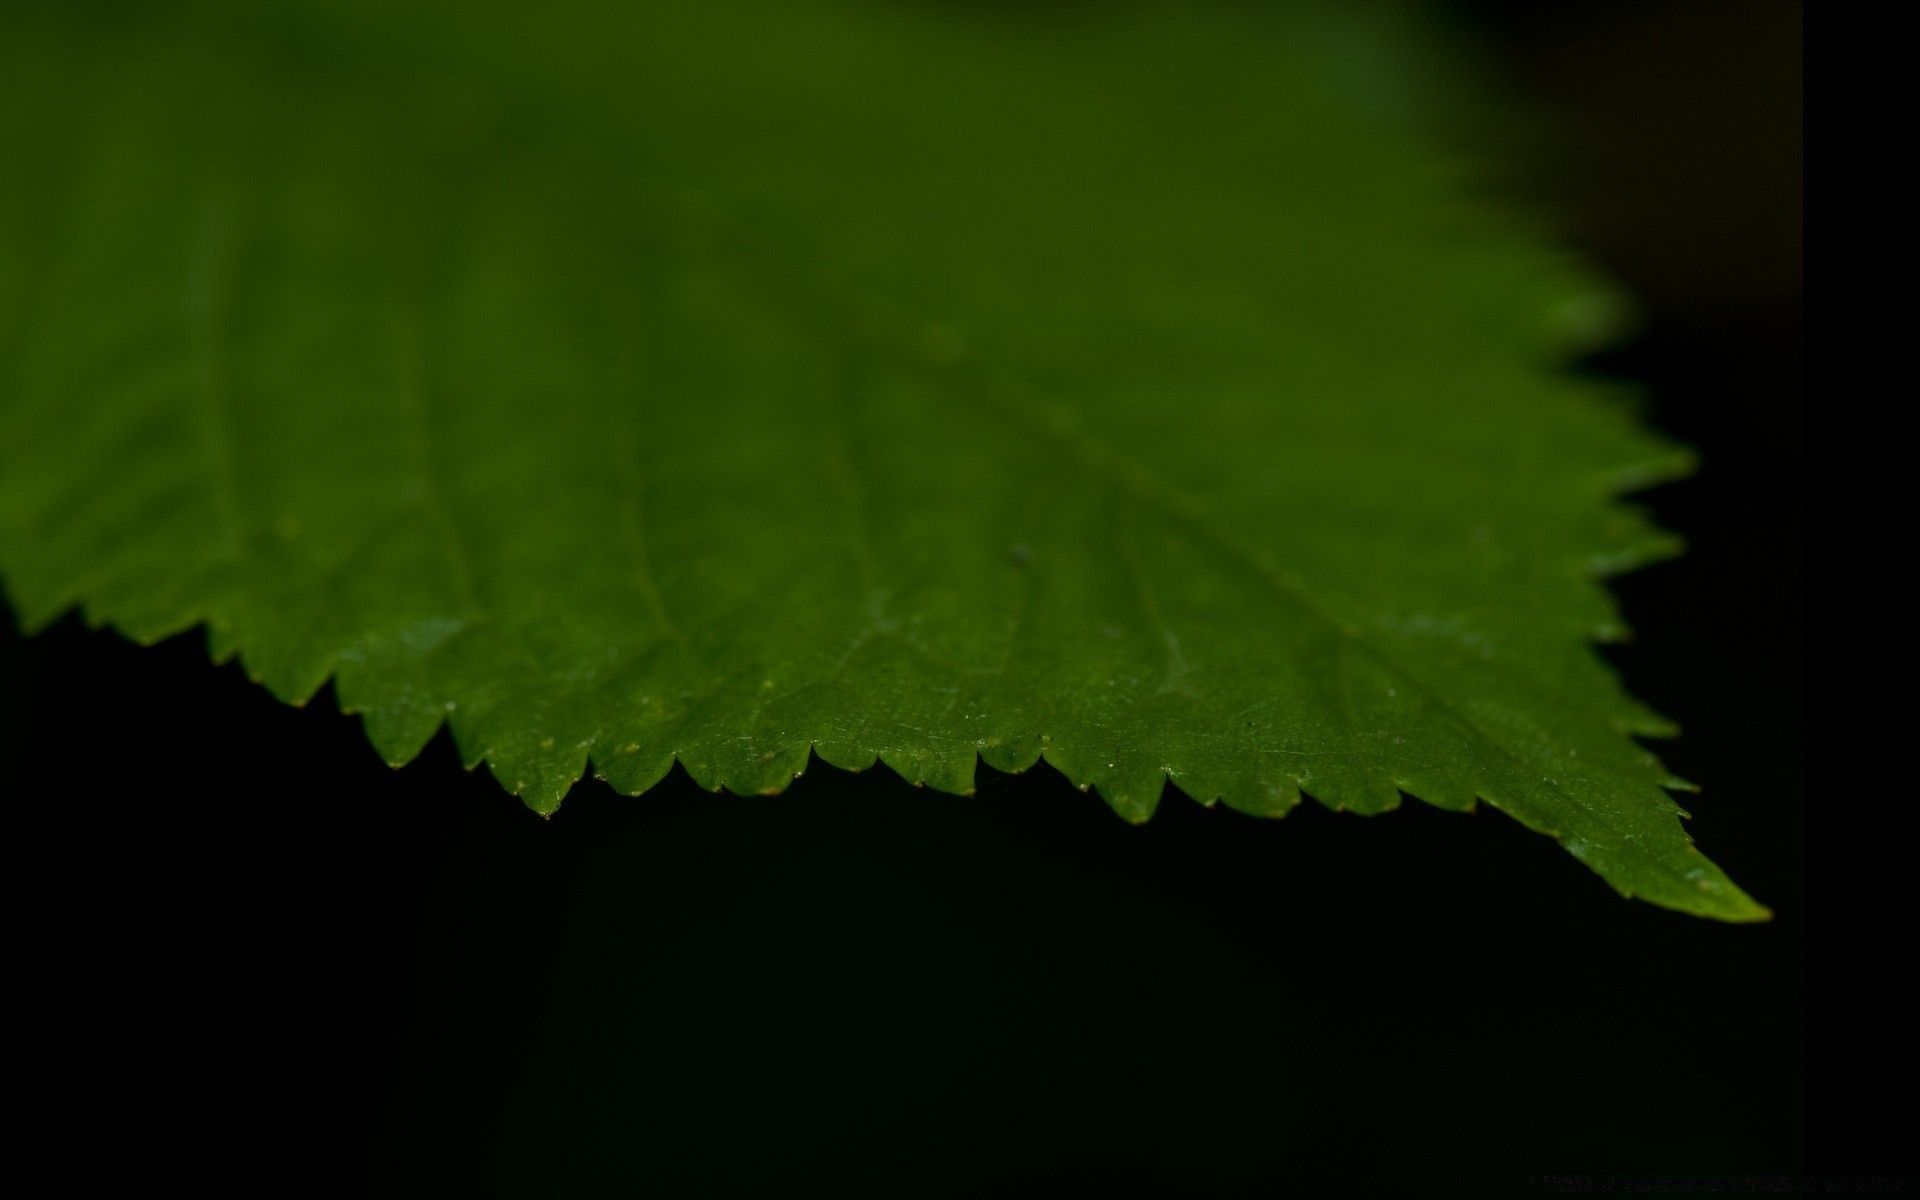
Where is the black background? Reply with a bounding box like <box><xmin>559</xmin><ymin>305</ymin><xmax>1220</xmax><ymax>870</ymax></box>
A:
<box><xmin>2</xmin><ymin>2</ymin><xmax>1818</xmax><ymax>1194</ymax></box>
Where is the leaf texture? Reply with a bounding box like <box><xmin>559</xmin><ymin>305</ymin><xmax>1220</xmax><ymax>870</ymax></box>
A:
<box><xmin>0</xmin><ymin>0</ymin><xmax>1765</xmax><ymax>918</ymax></box>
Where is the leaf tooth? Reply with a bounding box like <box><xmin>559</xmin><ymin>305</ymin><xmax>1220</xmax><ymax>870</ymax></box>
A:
<box><xmin>592</xmin><ymin>743</ymin><xmax>676</xmax><ymax>799</ymax></box>
<box><xmin>1215</xmin><ymin>774</ymin><xmax>1302</xmax><ymax>821</ymax></box>
<box><xmin>1092</xmin><ymin>763</ymin><xmax>1168</xmax><ymax>825</ymax></box>
<box><xmin>1392</xmin><ymin>774</ymin><xmax>1477</xmax><ymax>814</ymax></box>
<box><xmin>810</xmin><ymin>741</ymin><xmax>882</xmax><ymax>777</ymax></box>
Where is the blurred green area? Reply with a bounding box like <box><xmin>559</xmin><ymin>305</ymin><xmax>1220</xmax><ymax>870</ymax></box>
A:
<box><xmin>1455</xmin><ymin>0</ymin><xmax>1801</xmax><ymax>334</ymax></box>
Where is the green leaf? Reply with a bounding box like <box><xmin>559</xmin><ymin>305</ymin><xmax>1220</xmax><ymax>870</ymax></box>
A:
<box><xmin>0</xmin><ymin>0</ymin><xmax>1764</xmax><ymax>919</ymax></box>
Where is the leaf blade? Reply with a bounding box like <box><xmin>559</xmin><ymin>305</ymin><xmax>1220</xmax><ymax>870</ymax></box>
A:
<box><xmin>0</xmin><ymin>0</ymin><xmax>1765</xmax><ymax>919</ymax></box>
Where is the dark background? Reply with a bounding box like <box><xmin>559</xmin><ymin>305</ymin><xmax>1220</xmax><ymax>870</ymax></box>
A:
<box><xmin>2</xmin><ymin>2</ymin><xmax>1816</xmax><ymax>1194</ymax></box>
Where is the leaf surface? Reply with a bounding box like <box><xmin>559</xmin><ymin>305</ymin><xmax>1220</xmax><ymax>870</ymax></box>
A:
<box><xmin>0</xmin><ymin>0</ymin><xmax>1763</xmax><ymax>918</ymax></box>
